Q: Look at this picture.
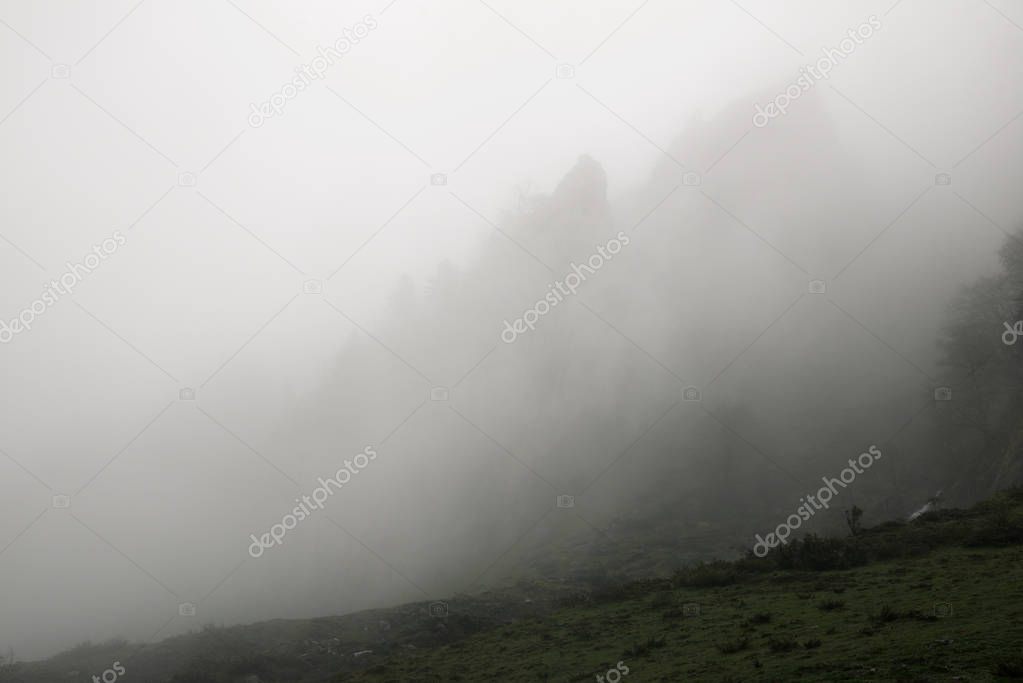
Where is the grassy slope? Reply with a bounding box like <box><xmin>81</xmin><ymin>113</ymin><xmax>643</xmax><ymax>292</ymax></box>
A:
<box><xmin>5</xmin><ymin>491</ymin><xmax>1023</xmax><ymax>682</ymax></box>
<box><xmin>350</xmin><ymin>544</ymin><xmax>1023</xmax><ymax>682</ymax></box>
<box><xmin>345</xmin><ymin>490</ymin><xmax>1023</xmax><ymax>682</ymax></box>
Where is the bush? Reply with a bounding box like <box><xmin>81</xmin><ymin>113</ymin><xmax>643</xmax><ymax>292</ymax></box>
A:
<box><xmin>648</xmin><ymin>591</ymin><xmax>673</xmax><ymax>609</ymax></box>
<box><xmin>845</xmin><ymin>506</ymin><xmax>864</xmax><ymax>536</ymax></box>
<box><xmin>993</xmin><ymin>655</ymin><xmax>1023</xmax><ymax>677</ymax></box>
<box><xmin>767</xmin><ymin>637</ymin><xmax>799</xmax><ymax>653</ymax></box>
<box><xmin>869</xmin><ymin>604</ymin><xmax>933</xmax><ymax>625</ymax></box>
<box><xmin>672</xmin><ymin>561</ymin><xmax>740</xmax><ymax>587</ymax></box>
<box><xmin>622</xmin><ymin>636</ymin><xmax>666</xmax><ymax>658</ymax></box>
<box><xmin>716</xmin><ymin>636</ymin><xmax>750</xmax><ymax>654</ymax></box>
<box><xmin>775</xmin><ymin>534</ymin><xmax>868</xmax><ymax>571</ymax></box>
<box><xmin>555</xmin><ymin>592</ymin><xmax>591</xmax><ymax>609</ymax></box>
<box><xmin>965</xmin><ymin>511</ymin><xmax>1023</xmax><ymax>547</ymax></box>
<box><xmin>873</xmin><ymin>604</ymin><xmax>900</xmax><ymax>624</ymax></box>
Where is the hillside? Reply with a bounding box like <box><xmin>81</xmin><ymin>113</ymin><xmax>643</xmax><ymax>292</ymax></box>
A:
<box><xmin>4</xmin><ymin>489</ymin><xmax>1023</xmax><ymax>682</ymax></box>
<box><xmin>339</xmin><ymin>490</ymin><xmax>1023</xmax><ymax>682</ymax></box>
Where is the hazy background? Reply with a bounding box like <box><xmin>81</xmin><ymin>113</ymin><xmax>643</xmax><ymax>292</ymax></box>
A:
<box><xmin>1</xmin><ymin>0</ymin><xmax>1022</xmax><ymax>661</ymax></box>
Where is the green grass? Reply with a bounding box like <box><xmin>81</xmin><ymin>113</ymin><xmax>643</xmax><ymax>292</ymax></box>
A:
<box><xmin>345</xmin><ymin>544</ymin><xmax>1023</xmax><ymax>682</ymax></box>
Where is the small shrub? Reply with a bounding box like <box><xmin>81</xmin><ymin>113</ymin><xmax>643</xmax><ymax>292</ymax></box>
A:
<box><xmin>767</xmin><ymin>637</ymin><xmax>799</xmax><ymax>653</ymax></box>
<box><xmin>717</xmin><ymin>636</ymin><xmax>750</xmax><ymax>654</ymax></box>
<box><xmin>965</xmin><ymin>511</ymin><xmax>1023</xmax><ymax>547</ymax></box>
<box><xmin>623</xmin><ymin>636</ymin><xmax>666</xmax><ymax>658</ymax></box>
<box><xmin>672</xmin><ymin>561</ymin><xmax>740</xmax><ymax>588</ymax></box>
<box><xmin>873</xmin><ymin>604</ymin><xmax>899</xmax><ymax>623</ymax></box>
<box><xmin>993</xmin><ymin>655</ymin><xmax>1023</xmax><ymax>677</ymax></box>
<box><xmin>868</xmin><ymin>604</ymin><xmax>934</xmax><ymax>625</ymax></box>
<box><xmin>649</xmin><ymin>591</ymin><xmax>673</xmax><ymax>609</ymax></box>
<box><xmin>555</xmin><ymin>592</ymin><xmax>591</xmax><ymax>609</ymax></box>
<box><xmin>776</xmin><ymin>534</ymin><xmax>868</xmax><ymax>571</ymax></box>
<box><xmin>817</xmin><ymin>599</ymin><xmax>845</xmax><ymax>612</ymax></box>
<box><xmin>845</xmin><ymin>506</ymin><xmax>864</xmax><ymax>536</ymax></box>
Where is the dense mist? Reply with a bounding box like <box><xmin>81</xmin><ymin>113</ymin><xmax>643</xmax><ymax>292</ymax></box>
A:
<box><xmin>1</xmin><ymin>0</ymin><xmax>1022</xmax><ymax>666</ymax></box>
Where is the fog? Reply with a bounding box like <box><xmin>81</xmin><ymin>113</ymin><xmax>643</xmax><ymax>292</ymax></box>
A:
<box><xmin>1</xmin><ymin>0</ymin><xmax>1022</xmax><ymax>662</ymax></box>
